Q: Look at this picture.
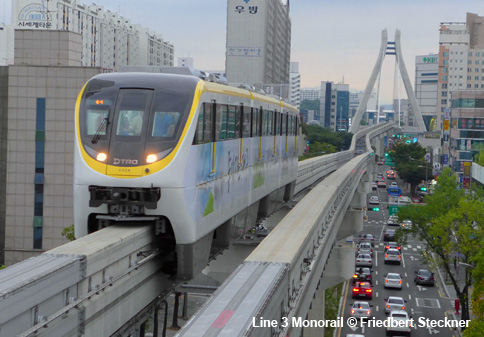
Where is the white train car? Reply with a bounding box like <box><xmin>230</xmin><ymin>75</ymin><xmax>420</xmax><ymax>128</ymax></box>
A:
<box><xmin>74</xmin><ymin>72</ymin><xmax>299</xmax><ymax>279</ymax></box>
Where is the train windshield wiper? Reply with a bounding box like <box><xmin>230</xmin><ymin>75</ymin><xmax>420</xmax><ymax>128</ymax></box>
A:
<box><xmin>91</xmin><ymin>117</ymin><xmax>109</xmax><ymax>144</ymax></box>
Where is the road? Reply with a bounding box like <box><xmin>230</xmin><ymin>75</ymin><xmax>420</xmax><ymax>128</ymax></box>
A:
<box><xmin>337</xmin><ymin>164</ymin><xmax>461</xmax><ymax>337</ymax></box>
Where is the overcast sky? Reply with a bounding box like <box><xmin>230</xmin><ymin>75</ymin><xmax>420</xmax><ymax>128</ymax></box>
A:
<box><xmin>2</xmin><ymin>0</ymin><xmax>483</xmax><ymax>104</ymax></box>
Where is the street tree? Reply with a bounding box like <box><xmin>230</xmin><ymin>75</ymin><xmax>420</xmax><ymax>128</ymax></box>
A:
<box><xmin>396</xmin><ymin>168</ymin><xmax>484</xmax><ymax>324</ymax></box>
<box><xmin>388</xmin><ymin>142</ymin><xmax>428</xmax><ymax>194</ymax></box>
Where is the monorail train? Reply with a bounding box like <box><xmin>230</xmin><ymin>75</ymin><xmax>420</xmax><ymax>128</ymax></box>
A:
<box><xmin>74</xmin><ymin>71</ymin><xmax>299</xmax><ymax>279</ymax></box>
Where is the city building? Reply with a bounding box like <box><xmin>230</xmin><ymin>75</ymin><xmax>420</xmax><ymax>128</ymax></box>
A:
<box><xmin>449</xmin><ymin>90</ymin><xmax>484</xmax><ymax>181</ymax></box>
<box><xmin>290</xmin><ymin>62</ymin><xmax>301</xmax><ymax>108</ymax></box>
<box><xmin>415</xmin><ymin>54</ymin><xmax>439</xmax><ymax>131</ymax></box>
<box><xmin>178</xmin><ymin>57</ymin><xmax>194</xmax><ymax>68</ymax></box>
<box><xmin>0</xmin><ymin>30</ymin><xmax>102</xmax><ymax>265</ymax></box>
<box><xmin>301</xmin><ymin>87</ymin><xmax>321</xmax><ymax>101</ymax></box>
<box><xmin>226</xmin><ymin>0</ymin><xmax>291</xmax><ymax>87</ymax></box>
<box><xmin>320</xmin><ymin>81</ymin><xmax>350</xmax><ymax>131</ymax></box>
<box><xmin>349</xmin><ymin>89</ymin><xmax>377</xmax><ymax>125</ymax></box>
<box><xmin>0</xmin><ymin>25</ymin><xmax>14</xmax><ymax>65</ymax></box>
<box><xmin>2</xmin><ymin>0</ymin><xmax>174</xmax><ymax>68</ymax></box>
<box><xmin>437</xmin><ymin>13</ymin><xmax>484</xmax><ymax>132</ymax></box>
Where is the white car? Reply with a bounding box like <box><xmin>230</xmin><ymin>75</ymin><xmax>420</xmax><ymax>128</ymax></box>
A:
<box><xmin>386</xmin><ymin>310</ymin><xmax>412</xmax><ymax>336</ymax></box>
<box><xmin>401</xmin><ymin>220</ymin><xmax>413</xmax><ymax>229</ymax></box>
<box><xmin>355</xmin><ymin>254</ymin><xmax>373</xmax><ymax>268</ymax></box>
<box><xmin>387</xmin><ymin>215</ymin><xmax>399</xmax><ymax>226</ymax></box>
<box><xmin>384</xmin><ymin>248</ymin><xmax>402</xmax><ymax>265</ymax></box>
<box><xmin>350</xmin><ymin>301</ymin><xmax>373</xmax><ymax>320</ymax></box>
<box><xmin>384</xmin><ymin>273</ymin><xmax>403</xmax><ymax>289</ymax></box>
<box><xmin>390</xmin><ymin>182</ymin><xmax>398</xmax><ymax>187</ymax></box>
<box><xmin>369</xmin><ymin>196</ymin><xmax>380</xmax><ymax>205</ymax></box>
<box><xmin>384</xmin><ymin>296</ymin><xmax>407</xmax><ymax>314</ymax></box>
<box><xmin>358</xmin><ymin>242</ymin><xmax>373</xmax><ymax>257</ymax></box>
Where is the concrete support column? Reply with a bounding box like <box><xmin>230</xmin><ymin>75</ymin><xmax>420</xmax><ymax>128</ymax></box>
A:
<box><xmin>304</xmin><ymin>278</ymin><xmax>325</xmax><ymax>337</ymax></box>
<box><xmin>321</xmin><ymin>240</ymin><xmax>355</xmax><ymax>288</ymax></box>
<box><xmin>337</xmin><ymin>209</ymin><xmax>363</xmax><ymax>241</ymax></box>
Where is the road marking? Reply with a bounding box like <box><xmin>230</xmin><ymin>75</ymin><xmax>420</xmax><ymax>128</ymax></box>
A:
<box><xmin>402</xmin><ymin>253</ymin><xmax>406</xmax><ymax>268</ymax></box>
<box><xmin>417</xmin><ymin>285</ymin><xmax>428</xmax><ymax>291</ymax></box>
<box><xmin>375</xmin><ymin>251</ymin><xmax>378</xmax><ymax>267</ymax></box>
<box><xmin>413</xmin><ymin>248</ymin><xmax>417</xmax><ymax>251</ymax></box>
<box><xmin>376</xmin><ymin>292</ymin><xmax>379</xmax><ymax>298</ymax></box>
<box><xmin>375</xmin><ymin>280</ymin><xmax>378</xmax><ymax>286</ymax></box>
<box><xmin>409</xmin><ymin>294</ymin><xmax>412</xmax><ymax>300</ymax></box>
<box><xmin>407</xmin><ymin>282</ymin><xmax>410</xmax><ymax>288</ymax></box>
<box><xmin>376</xmin><ymin>305</ymin><xmax>379</xmax><ymax>312</ymax></box>
<box><xmin>417</xmin><ymin>245</ymin><xmax>422</xmax><ymax>249</ymax></box>
<box><xmin>375</xmin><ymin>270</ymin><xmax>378</xmax><ymax>275</ymax></box>
<box><xmin>404</xmin><ymin>273</ymin><xmax>407</xmax><ymax>277</ymax></box>
<box><xmin>336</xmin><ymin>281</ymin><xmax>351</xmax><ymax>337</ymax></box>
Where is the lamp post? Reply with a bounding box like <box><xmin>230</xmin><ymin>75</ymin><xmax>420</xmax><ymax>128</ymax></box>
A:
<box><xmin>409</xmin><ymin>157</ymin><xmax>432</xmax><ymax>186</ymax></box>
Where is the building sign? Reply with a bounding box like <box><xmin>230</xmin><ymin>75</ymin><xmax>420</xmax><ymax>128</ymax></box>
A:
<box><xmin>443</xmin><ymin>120</ymin><xmax>449</xmax><ymax>131</ymax></box>
<box><xmin>423</xmin><ymin>56</ymin><xmax>438</xmax><ymax>64</ymax></box>
<box><xmin>444</xmin><ymin>108</ymin><xmax>450</xmax><ymax>120</ymax></box>
<box><xmin>18</xmin><ymin>3</ymin><xmax>52</xmax><ymax>29</ymax></box>
<box><xmin>228</xmin><ymin>46</ymin><xmax>262</xmax><ymax>57</ymax></box>
<box><xmin>443</xmin><ymin>154</ymin><xmax>448</xmax><ymax>165</ymax></box>
<box><xmin>234</xmin><ymin>5</ymin><xmax>258</xmax><ymax>14</ymax></box>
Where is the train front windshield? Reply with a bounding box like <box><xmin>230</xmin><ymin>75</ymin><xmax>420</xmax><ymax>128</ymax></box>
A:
<box><xmin>79</xmin><ymin>75</ymin><xmax>197</xmax><ymax>171</ymax></box>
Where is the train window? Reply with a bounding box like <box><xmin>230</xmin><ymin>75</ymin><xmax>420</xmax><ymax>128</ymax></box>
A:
<box><xmin>282</xmin><ymin>113</ymin><xmax>287</xmax><ymax>136</ymax></box>
<box><xmin>267</xmin><ymin>110</ymin><xmax>273</xmax><ymax>135</ymax></box>
<box><xmin>275</xmin><ymin>111</ymin><xmax>280</xmax><ymax>136</ymax></box>
<box><xmin>242</xmin><ymin>105</ymin><xmax>251</xmax><ymax>138</ymax></box>
<box><xmin>262</xmin><ymin>110</ymin><xmax>268</xmax><ymax>136</ymax></box>
<box><xmin>216</xmin><ymin>104</ymin><xmax>228</xmax><ymax>141</ymax></box>
<box><xmin>288</xmin><ymin>116</ymin><xmax>293</xmax><ymax>136</ymax></box>
<box><xmin>195</xmin><ymin>103</ymin><xmax>213</xmax><ymax>144</ymax></box>
<box><xmin>86</xmin><ymin>109</ymin><xmax>109</xmax><ymax>136</ymax></box>
<box><xmin>114</xmin><ymin>90</ymin><xmax>152</xmax><ymax>137</ymax></box>
<box><xmin>252</xmin><ymin>108</ymin><xmax>259</xmax><ymax>137</ymax></box>
<box><xmin>152</xmin><ymin>111</ymin><xmax>180</xmax><ymax>137</ymax></box>
<box><xmin>227</xmin><ymin>105</ymin><xmax>239</xmax><ymax>139</ymax></box>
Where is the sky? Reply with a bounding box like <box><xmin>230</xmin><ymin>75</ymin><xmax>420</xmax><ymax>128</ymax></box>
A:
<box><xmin>2</xmin><ymin>0</ymin><xmax>484</xmax><ymax>104</ymax></box>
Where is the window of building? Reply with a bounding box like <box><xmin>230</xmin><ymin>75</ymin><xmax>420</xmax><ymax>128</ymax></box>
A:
<box><xmin>442</xmin><ymin>83</ymin><xmax>448</xmax><ymax>89</ymax></box>
<box><xmin>441</xmin><ymin>99</ymin><xmax>447</xmax><ymax>105</ymax></box>
<box><xmin>442</xmin><ymin>91</ymin><xmax>447</xmax><ymax>97</ymax></box>
<box><xmin>469</xmin><ymin>52</ymin><xmax>473</xmax><ymax>57</ymax></box>
<box><xmin>476</xmin><ymin>60</ymin><xmax>480</xmax><ymax>65</ymax></box>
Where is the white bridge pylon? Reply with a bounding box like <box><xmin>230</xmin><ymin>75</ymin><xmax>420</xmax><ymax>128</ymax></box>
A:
<box><xmin>349</xmin><ymin>29</ymin><xmax>426</xmax><ymax>134</ymax></box>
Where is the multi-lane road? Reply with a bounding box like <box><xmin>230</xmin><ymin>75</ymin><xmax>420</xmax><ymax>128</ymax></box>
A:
<box><xmin>337</xmin><ymin>164</ymin><xmax>461</xmax><ymax>337</ymax></box>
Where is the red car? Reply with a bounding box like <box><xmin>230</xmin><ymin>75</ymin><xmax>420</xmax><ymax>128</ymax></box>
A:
<box><xmin>352</xmin><ymin>282</ymin><xmax>373</xmax><ymax>299</ymax></box>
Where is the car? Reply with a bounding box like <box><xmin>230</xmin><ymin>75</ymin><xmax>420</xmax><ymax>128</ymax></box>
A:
<box><xmin>353</xmin><ymin>267</ymin><xmax>373</xmax><ymax>284</ymax></box>
<box><xmin>383</xmin><ymin>229</ymin><xmax>396</xmax><ymax>241</ymax></box>
<box><xmin>386</xmin><ymin>310</ymin><xmax>412</xmax><ymax>336</ymax></box>
<box><xmin>350</xmin><ymin>301</ymin><xmax>373</xmax><ymax>320</ymax></box>
<box><xmin>377</xmin><ymin>173</ymin><xmax>384</xmax><ymax>179</ymax></box>
<box><xmin>369</xmin><ymin>196</ymin><xmax>379</xmax><ymax>205</ymax></box>
<box><xmin>359</xmin><ymin>234</ymin><xmax>374</xmax><ymax>246</ymax></box>
<box><xmin>352</xmin><ymin>282</ymin><xmax>373</xmax><ymax>299</ymax></box>
<box><xmin>401</xmin><ymin>220</ymin><xmax>413</xmax><ymax>229</ymax></box>
<box><xmin>372</xmin><ymin>183</ymin><xmax>378</xmax><ymax>191</ymax></box>
<box><xmin>390</xmin><ymin>182</ymin><xmax>398</xmax><ymax>187</ymax></box>
<box><xmin>378</xmin><ymin>180</ymin><xmax>387</xmax><ymax>188</ymax></box>
<box><xmin>384</xmin><ymin>248</ymin><xmax>402</xmax><ymax>264</ymax></box>
<box><xmin>384</xmin><ymin>241</ymin><xmax>401</xmax><ymax>253</ymax></box>
<box><xmin>345</xmin><ymin>335</ymin><xmax>365</xmax><ymax>337</ymax></box>
<box><xmin>378</xmin><ymin>160</ymin><xmax>384</xmax><ymax>165</ymax></box>
<box><xmin>358</xmin><ymin>243</ymin><xmax>373</xmax><ymax>257</ymax></box>
<box><xmin>384</xmin><ymin>296</ymin><xmax>407</xmax><ymax>314</ymax></box>
<box><xmin>384</xmin><ymin>273</ymin><xmax>403</xmax><ymax>289</ymax></box>
<box><xmin>355</xmin><ymin>254</ymin><xmax>373</xmax><ymax>268</ymax></box>
<box><xmin>414</xmin><ymin>269</ymin><xmax>435</xmax><ymax>286</ymax></box>
<box><xmin>387</xmin><ymin>215</ymin><xmax>399</xmax><ymax>226</ymax></box>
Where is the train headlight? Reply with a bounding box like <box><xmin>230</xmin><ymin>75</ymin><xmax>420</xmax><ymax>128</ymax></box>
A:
<box><xmin>96</xmin><ymin>152</ymin><xmax>107</xmax><ymax>162</ymax></box>
<box><xmin>146</xmin><ymin>154</ymin><xmax>158</xmax><ymax>163</ymax></box>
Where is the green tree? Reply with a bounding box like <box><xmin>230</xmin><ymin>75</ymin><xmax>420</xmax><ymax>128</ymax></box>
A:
<box><xmin>61</xmin><ymin>224</ymin><xmax>76</xmax><ymax>241</ymax></box>
<box><xmin>388</xmin><ymin>142</ymin><xmax>428</xmax><ymax>195</ymax></box>
<box><xmin>300</xmin><ymin>99</ymin><xmax>320</xmax><ymax>112</ymax></box>
<box><xmin>397</xmin><ymin>168</ymin><xmax>483</xmax><ymax>325</ymax></box>
<box><xmin>301</xmin><ymin>124</ymin><xmax>353</xmax><ymax>151</ymax></box>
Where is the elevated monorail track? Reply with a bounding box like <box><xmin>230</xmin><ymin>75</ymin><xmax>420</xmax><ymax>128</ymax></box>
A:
<box><xmin>0</xmin><ymin>123</ymin><xmax>396</xmax><ymax>336</ymax></box>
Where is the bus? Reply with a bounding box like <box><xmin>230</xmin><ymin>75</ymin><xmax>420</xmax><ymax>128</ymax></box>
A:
<box><xmin>388</xmin><ymin>186</ymin><xmax>402</xmax><ymax>197</ymax></box>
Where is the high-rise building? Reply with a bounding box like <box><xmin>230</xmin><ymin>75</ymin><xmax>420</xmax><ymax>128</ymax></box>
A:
<box><xmin>437</xmin><ymin>13</ymin><xmax>484</xmax><ymax>132</ymax></box>
<box><xmin>349</xmin><ymin>89</ymin><xmax>377</xmax><ymax>123</ymax></box>
<box><xmin>301</xmin><ymin>87</ymin><xmax>321</xmax><ymax>101</ymax></box>
<box><xmin>449</xmin><ymin>90</ymin><xmax>484</xmax><ymax>178</ymax></box>
<box><xmin>289</xmin><ymin>62</ymin><xmax>300</xmax><ymax>108</ymax></box>
<box><xmin>1</xmin><ymin>30</ymin><xmax>102</xmax><ymax>265</ymax></box>
<box><xmin>2</xmin><ymin>0</ymin><xmax>174</xmax><ymax>68</ymax></box>
<box><xmin>415</xmin><ymin>54</ymin><xmax>439</xmax><ymax>131</ymax></box>
<box><xmin>320</xmin><ymin>81</ymin><xmax>350</xmax><ymax>132</ymax></box>
<box><xmin>226</xmin><ymin>0</ymin><xmax>291</xmax><ymax>87</ymax></box>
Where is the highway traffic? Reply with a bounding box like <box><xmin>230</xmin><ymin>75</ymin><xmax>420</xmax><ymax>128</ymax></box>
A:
<box><xmin>337</xmin><ymin>164</ymin><xmax>461</xmax><ymax>337</ymax></box>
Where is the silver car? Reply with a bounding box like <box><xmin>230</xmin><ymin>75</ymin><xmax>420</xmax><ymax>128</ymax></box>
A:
<box><xmin>387</xmin><ymin>215</ymin><xmax>399</xmax><ymax>226</ymax></box>
<box><xmin>358</xmin><ymin>242</ymin><xmax>373</xmax><ymax>257</ymax></box>
<box><xmin>356</xmin><ymin>254</ymin><xmax>373</xmax><ymax>268</ymax></box>
<box><xmin>384</xmin><ymin>273</ymin><xmax>403</xmax><ymax>289</ymax></box>
<box><xmin>384</xmin><ymin>248</ymin><xmax>401</xmax><ymax>265</ymax></box>
<box><xmin>384</xmin><ymin>296</ymin><xmax>407</xmax><ymax>314</ymax></box>
<box><xmin>350</xmin><ymin>301</ymin><xmax>372</xmax><ymax>320</ymax></box>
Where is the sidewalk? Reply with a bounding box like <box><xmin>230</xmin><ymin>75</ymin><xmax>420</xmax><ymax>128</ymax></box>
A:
<box><xmin>434</xmin><ymin>255</ymin><xmax>474</xmax><ymax>336</ymax></box>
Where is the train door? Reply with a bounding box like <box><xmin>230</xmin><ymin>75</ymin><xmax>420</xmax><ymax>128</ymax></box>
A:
<box><xmin>106</xmin><ymin>89</ymin><xmax>153</xmax><ymax>177</ymax></box>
